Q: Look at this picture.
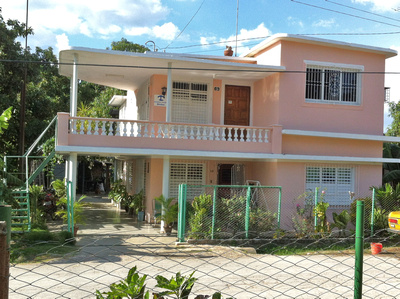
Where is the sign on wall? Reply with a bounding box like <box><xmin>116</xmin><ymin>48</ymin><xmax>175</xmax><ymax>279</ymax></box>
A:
<box><xmin>154</xmin><ymin>95</ymin><xmax>166</xmax><ymax>106</ymax></box>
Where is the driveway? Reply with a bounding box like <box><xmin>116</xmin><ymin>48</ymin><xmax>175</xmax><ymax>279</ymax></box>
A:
<box><xmin>8</xmin><ymin>195</ymin><xmax>400</xmax><ymax>298</ymax></box>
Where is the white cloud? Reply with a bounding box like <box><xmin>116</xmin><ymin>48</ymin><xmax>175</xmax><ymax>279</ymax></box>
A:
<box><xmin>217</xmin><ymin>23</ymin><xmax>272</xmax><ymax>56</ymax></box>
<box><xmin>287</xmin><ymin>16</ymin><xmax>304</xmax><ymax>28</ymax></box>
<box><xmin>313</xmin><ymin>18</ymin><xmax>336</xmax><ymax>28</ymax></box>
<box><xmin>152</xmin><ymin>22</ymin><xmax>179</xmax><ymax>40</ymax></box>
<box><xmin>353</xmin><ymin>0</ymin><xmax>400</xmax><ymax>11</ymax></box>
<box><xmin>56</xmin><ymin>33</ymin><xmax>70</xmax><ymax>52</ymax></box>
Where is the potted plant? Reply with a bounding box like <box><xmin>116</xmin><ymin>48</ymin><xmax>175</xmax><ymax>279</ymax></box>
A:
<box><xmin>56</xmin><ymin>194</ymin><xmax>88</xmax><ymax>235</ymax></box>
<box><xmin>155</xmin><ymin>195</ymin><xmax>178</xmax><ymax>235</ymax></box>
<box><xmin>134</xmin><ymin>190</ymin><xmax>145</xmax><ymax>221</ymax></box>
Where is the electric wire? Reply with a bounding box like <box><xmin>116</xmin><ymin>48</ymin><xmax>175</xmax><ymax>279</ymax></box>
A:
<box><xmin>163</xmin><ymin>0</ymin><xmax>206</xmax><ymax>50</ymax></box>
<box><xmin>325</xmin><ymin>0</ymin><xmax>400</xmax><ymax>23</ymax></box>
<box><xmin>1</xmin><ymin>59</ymin><xmax>400</xmax><ymax>75</ymax></box>
<box><xmin>291</xmin><ymin>0</ymin><xmax>400</xmax><ymax>29</ymax></box>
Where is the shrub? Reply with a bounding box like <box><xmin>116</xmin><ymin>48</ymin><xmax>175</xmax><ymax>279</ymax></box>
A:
<box><xmin>188</xmin><ymin>194</ymin><xmax>213</xmax><ymax>239</ymax></box>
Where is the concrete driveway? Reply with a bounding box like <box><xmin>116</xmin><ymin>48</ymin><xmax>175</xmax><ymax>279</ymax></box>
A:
<box><xmin>8</xmin><ymin>195</ymin><xmax>400</xmax><ymax>298</ymax></box>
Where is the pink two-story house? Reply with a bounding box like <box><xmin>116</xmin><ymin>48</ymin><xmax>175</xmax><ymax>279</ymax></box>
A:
<box><xmin>56</xmin><ymin>33</ymin><xmax>398</xmax><ymax>226</ymax></box>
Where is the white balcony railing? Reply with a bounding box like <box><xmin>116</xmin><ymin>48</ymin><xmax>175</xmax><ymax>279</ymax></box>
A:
<box><xmin>69</xmin><ymin>117</ymin><xmax>270</xmax><ymax>143</ymax></box>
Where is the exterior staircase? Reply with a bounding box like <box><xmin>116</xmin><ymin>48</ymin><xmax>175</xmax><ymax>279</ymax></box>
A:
<box><xmin>3</xmin><ymin>117</ymin><xmax>57</xmax><ymax>233</ymax></box>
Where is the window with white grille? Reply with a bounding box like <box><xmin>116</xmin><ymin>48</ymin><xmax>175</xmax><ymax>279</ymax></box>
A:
<box><xmin>172</xmin><ymin>81</ymin><xmax>209</xmax><ymax>124</ymax></box>
<box><xmin>306</xmin><ymin>166</ymin><xmax>354</xmax><ymax>206</ymax></box>
<box><xmin>305</xmin><ymin>62</ymin><xmax>362</xmax><ymax>105</ymax></box>
<box><xmin>169</xmin><ymin>162</ymin><xmax>205</xmax><ymax>199</ymax></box>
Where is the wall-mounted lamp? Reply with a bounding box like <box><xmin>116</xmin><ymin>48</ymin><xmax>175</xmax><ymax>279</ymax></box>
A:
<box><xmin>161</xmin><ymin>86</ymin><xmax>167</xmax><ymax>96</ymax></box>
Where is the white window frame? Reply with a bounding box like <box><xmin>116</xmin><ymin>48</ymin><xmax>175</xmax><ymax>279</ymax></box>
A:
<box><xmin>169</xmin><ymin>162</ymin><xmax>205</xmax><ymax>199</ymax></box>
<box><xmin>304</xmin><ymin>60</ymin><xmax>363</xmax><ymax>105</ymax></box>
<box><xmin>305</xmin><ymin>165</ymin><xmax>355</xmax><ymax>206</ymax></box>
<box><xmin>171</xmin><ymin>80</ymin><xmax>211</xmax><ymax>124</ymax></box>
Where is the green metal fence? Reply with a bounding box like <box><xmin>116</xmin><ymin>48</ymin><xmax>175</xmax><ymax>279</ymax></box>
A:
<box><xmin>178</xmin><ymin>184</ymin><xmax>282</xmax><ymax>242</ymax></box>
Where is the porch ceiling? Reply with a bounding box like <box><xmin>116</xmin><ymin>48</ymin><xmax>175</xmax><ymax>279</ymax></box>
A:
<box><xmin>59</xmin><ymin>47</ymin><xmax>285</xmax><ymax>90</ymax></box>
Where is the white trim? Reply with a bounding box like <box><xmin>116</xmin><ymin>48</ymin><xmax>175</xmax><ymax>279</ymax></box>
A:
<box><xmin>55</xmin><ymin>145</ymin><xmax>398</xmax><ymax>164</ymax></box>
<box><xmin>242</xmin><ymin>33</ymin><xmax>397</xmax><ymax>58</ymax></box>
<box><xmin>304</xmin><ymin>60</ymin><xmax>364</xmax><ymax>71</ymax></box>
<box><xmin>282</xmin><ymin>129</ymin><xmax>400</xmax><ymax>142</ymax></box>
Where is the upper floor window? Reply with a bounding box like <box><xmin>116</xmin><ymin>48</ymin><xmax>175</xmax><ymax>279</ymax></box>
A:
<box><xmin>172</xmin><ymin>81</ymin><xmax>210</xmax><ymax>124</ymax></box>
<box><xmin>305</xmin><ymin>62</ymin><xmax>363</xmax><ymax>105</ymax></box>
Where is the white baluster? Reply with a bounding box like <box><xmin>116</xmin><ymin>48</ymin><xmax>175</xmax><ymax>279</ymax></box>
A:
<box><xmin>157</xmin><ymin>124</ymin><xmax>163</xmax><ymax>138</ymax></box>
<box><xmin>177</xmin><ymin>125</ymin><xmax>182</xmax><ymax>139</ymax></box>
<box><xmin>196</xmin><ymin>126</ymin><xmax>202</xmax><ymax>140</ymax></box>
<box><xmin>86</xmin><ymin>120</ymin><xmax>92</xmax><ymax>135</ymax></box>
<box><xmin>144</xmin><ymin>123</ymin><xmax>149</xmax><ymax>137</ymax></box>
<box><xmin>94</xmin><ymin>120</ymin><xmax>100</xmax><ymax>135</ymax></box>
<box><xmin>137</xmin><ymin>123</ymin><xmax>142</xmax><ymax>137</ymax></box>
<box><xmin>215</xmin><ymin>127</ymin><xmax>220</xmax><ymax>141</ymax></box>
<box><xmin>189</xmin><ymin>126</ymin><xmax>195</xmax><ymax>139</ymax></box>
<box><xmin>116</xmin><ymin>121</ymin><xmax>121</xmax><ymax>136</ymax></box>
<box><xmin>246</xmin><ymin>128</ymin><xmax>251</xmax><ymax>142</ymax></box>
<box><xmin>209</xmin><ymin>127</ymin><xmax>214</xmax><ymax>140</ymax></box>
<box><xmin>183</xmin><ymin>126</ymin><xmax>188</xmax><ymax>139</ymax></box>
<box><xmin>101</xmin><ymin>121</ymin><xmax>106</xmax><ymax>136</ymax></box>
<box><xmin>202</xmin><ymin>127</ymin><xmax>208</xmax><ymax>140</ymax></box>
<box><xmin>70</xmin><ymin>119</ymin><xmax>76</xmax><ymax>134</ymax></box>
<box><xmin>252</xmin><ymin>129</ymin><xmax>257</xmax><ymax>142</ymax></box>
<box><xmin>258</xmin><ymin>129</ymin><xmax>263</xmax><ymax>143</ymax></box>
<box><xmin>150</xmin><ymin>123</ymin><xmax>155</xmax><ymax>138</ymax></box>
<box><xmin>264</xmin><ymin>129</ymin><xmax>269</xmax><ymax>143</ymax></box>
<box><xmin>233</xmin><ymin>128</ymin><xmax>238</xmax><ymax>141</ymax></box>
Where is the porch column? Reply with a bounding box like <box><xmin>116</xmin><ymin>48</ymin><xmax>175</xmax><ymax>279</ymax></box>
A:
<box><xmin>161</xmin><ymin>156</ymin><xmax>170</xmax><ymax>232</ymax></box>
<box><xmin>70</xmin><ymin>54</ymin><xmax>78</xmax><ymax>117</ymax></box>
<box><xmin>165</xmin><ymin>62</ymin><xmax>172</xmax><ymax>122</ymax></box>
<box><xmin>67</xmin><ymin>153</ymin><xmax>78</xmax><ymax>212</ymax></box>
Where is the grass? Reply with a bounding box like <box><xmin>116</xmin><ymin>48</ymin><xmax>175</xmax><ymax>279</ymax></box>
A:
<box><xmin>10</xmin><ymin>229</ymin><xmax>78</xmax><ymax>263</ymax></box>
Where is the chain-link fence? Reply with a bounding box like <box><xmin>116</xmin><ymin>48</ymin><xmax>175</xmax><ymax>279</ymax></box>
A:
<box><xmin>177</xmin><ymin>185</ymin><xmax>282</xmax><ymax>242</ymax></box>
<box><xmin>5</xmin><ymin>189</ymin><xmax>400</xmax><ymax>298</ymax></box>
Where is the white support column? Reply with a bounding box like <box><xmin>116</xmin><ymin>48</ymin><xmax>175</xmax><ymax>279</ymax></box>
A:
<box><xmin>70</xmin><ymin>54</ymin><xmax>78</xmax><ymax>117</ymax></box>
<box><xmin>166</xmin><ymin>62</ymin><xmax>172</xmax><ymax>122</ymax></box>
<box><xmin>67</xmin><ymin>153</ymin><xmax>78</xmax><ymax>206</ymax></box>
<box><xmin>161</xmin><ymin>156</ymin><xmax>170</xmax><ymax>232</ymax></box>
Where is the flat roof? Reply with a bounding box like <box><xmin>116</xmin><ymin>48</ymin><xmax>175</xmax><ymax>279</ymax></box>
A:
<box><xmin>242</xmin><ymin>33</ymin><xmax>397</xmax><ymax>58</ymax></box>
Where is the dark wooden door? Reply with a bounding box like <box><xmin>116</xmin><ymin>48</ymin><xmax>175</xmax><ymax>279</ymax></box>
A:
<box><xmin>224</xmin><ymin>85</ymin><xmax>250</xmax><ymax>126</ymax></box>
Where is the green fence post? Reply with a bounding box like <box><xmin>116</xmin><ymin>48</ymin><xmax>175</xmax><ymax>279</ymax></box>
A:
<box><xmin>314</xmin><ymin>187</ymin><xmax>319</xmax><ymax>230</ymax></box>
<box><xmin>277</xmin><ymin>187</ymin><xmax>282</xmax><ymax>229</ymax></box>
<box><xmin>245</xmin><ymin>186</ymin><xmax>251</xmax><ymax>239</ymax></box>
<box><xmin>177</xmin><ymin>184</ymin><xmax>187</xmax><ymax>243</ymax></box>
<box><xmin>211</xmin><ymin>186</ymin><xmax>217</xmax><ymax>240</ymax></box>
<box><xmin>354</xmin><ymin>200</ymin><xmax>365</xmax><ymax>299</ymax></box>
<box><xmin>370</xmin><ymin>188</ymin><xmax>376</xmax><ymax>237</ymax></box>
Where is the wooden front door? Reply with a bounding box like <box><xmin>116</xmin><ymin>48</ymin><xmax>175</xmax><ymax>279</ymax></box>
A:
<box><xmin>224</xmin><ymin>85</ymin><xmax>250</xmax><ymax>126</ymax></box>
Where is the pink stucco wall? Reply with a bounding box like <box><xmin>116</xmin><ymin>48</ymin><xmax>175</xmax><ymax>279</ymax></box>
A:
<box><xmin>252</xmin><ymin>40</ymin><xmax>386</xmax><ymax>135</ymax></box>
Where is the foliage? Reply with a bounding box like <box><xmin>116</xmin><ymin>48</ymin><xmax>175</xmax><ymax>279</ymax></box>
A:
<box><xmin>350</xmin><ymin>196</ymin><xmax>373</xmax><ymax>229</ymax></box>
<box><xmin>10</xmin><ymin>229</ymin><xmax>75</xmax><ymax>263</ymax></box>
<box><xmin>314</xmin><ymin>201</ymin><xmax>330</xmax><ymax>234</ymax></box>
<box><xmin>56</xmin><ymin>195</ymin><xmax>88</xmax><ymax>226</ymax></box>
<box><xmin>0</xmin><ymin>106</ymin><xmax>12</xmax><ymax>135</ymax></box>
<box><xmin>108</xmin><ymin>179</ymin><xmax>127</xmax><ymax>204</ymax></box>
<box><xmin>382</xmin><ymin>143</ymin><xmax>400</xmax><ymax>186</ymax></box>
<box><xmin>331</xmin><ymin>210</ymin><xmax>351</xmax><ymax>236</ymax></box>
<box><xmin>132</xmin><ymin>189</ymin><xmax>145</xmax><ymax>213</ymax></box>
<box><xmin>249</xmin><ymin>209</ymin><xmax>278</xmax><ymax>232</ymax></box>
<box><xmin>109</xmin><ymin>38</ymin><xmax>150</xmax><ymax>53</ymax></box>
<box><xmin>29</xmin><ymin>184</ymin><xmax>45</xmax><ymax>225</ymax></box>
<box><xmin>373</xmin><ymin>207</ymin><xmax>389</xmax><ymax>231</ymax></box>
<box><xmin>0</xmin><ymin>180</ymin><xmax>18</xmax><ymax>207</ymax></box>
<box><xmin>373</xmin><ymin>183</ymin><xmax>400</xmax><ymax>211</ymax></box>
<box><xmin>155</xmin><ymin>195</ymin><xmax>178</xmax><ymax>225</ymax></box>
<box><xmin>219</xmin><ymin>195</ymin><xmax>247</xmax><ymax>235</ymax></box>
<box><xmin>292</xmin><ymin>190</ymin><xmax>317</xmax><ymax>237</ymax></box>
<box><xmin>188</xmin><ymin>194</ymin><xmax>213</xmax><ymax>239</ymax></box>
<box><xmin>96</xmin><ymin>266</ymin><xmax>150</xmax><ymax>299</ymax></box>
<box><xmin>155</xmin><ymin>271</ymin><xmax>197</xmax><ymax>299</ymax></box>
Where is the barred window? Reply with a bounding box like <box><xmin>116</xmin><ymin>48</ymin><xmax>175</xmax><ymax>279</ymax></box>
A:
<box><xmin>306</xmin><ymin>166</ymin><xmax>354</xmax><ymax>206</ymax></box>
<box><xmin>172</xmin><ymin>81</ymin><xmax>209</xmax><ymax>124</ymax></box>
<box><xmin>305</xmin><ymin>64</ymin><xmax>361</xmax><ymax>104</ymax></box>
<box><xmin>169</xmin><ymin>163</ymin><xmax>205</xmax><ymax>199</ymax></box>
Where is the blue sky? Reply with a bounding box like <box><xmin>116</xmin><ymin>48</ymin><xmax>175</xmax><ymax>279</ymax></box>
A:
<box><xmin>3</xmin><ymin>0</ymin><xmax>400</xmax><ymax>129</ymax></box>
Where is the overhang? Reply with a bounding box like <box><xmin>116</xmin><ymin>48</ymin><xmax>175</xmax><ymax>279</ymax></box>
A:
<box><xmin>59</xmin><ymin>47</ymin><xmax>285</xmax><ymax>90</ymax></box>
<box><xmin>242</xmin><ymin>33</ymin><xmax>398</xmax><ymax>59</ymax></box>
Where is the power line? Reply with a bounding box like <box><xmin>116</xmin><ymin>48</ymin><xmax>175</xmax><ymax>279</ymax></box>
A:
<box><xmin>166</xmin><ymin>31</ymin><xmax>400</xmax><ymax>51</ymax></box>
<box><xmin>291</xmin><ymin>0</ymin><xmax>400</xmax><ymax>29</ymax></box>
<box><xmin>325</xmin><ymin>0</ymin><xmax>400</xmax><ymax>23</ymax></box>
<box><xmin>163</xmin><ymin>0</ymin><xmax>206</xmax><ymax>50</ymax></box>
<box><xmin>2</xmin><ymin>59</ymin><xmax>400</xmax><ymax>75</ymax></box>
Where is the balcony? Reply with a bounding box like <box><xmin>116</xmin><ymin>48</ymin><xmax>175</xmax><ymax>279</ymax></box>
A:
<box><xmin>56</xmin><ymin>113</ymin><xmax>282</xmax><ymax>156</ymax></box>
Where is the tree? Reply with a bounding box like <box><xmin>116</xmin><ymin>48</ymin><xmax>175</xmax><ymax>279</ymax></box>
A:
<box><xmin>108</xmin><ymin>38</ymin><xmax>150</xmax><ymax>53</ymax></box>
<box><xmin>386</xmin><ymin>101</ymin><xmax>400</xmax><ymax>137</ymax></box>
